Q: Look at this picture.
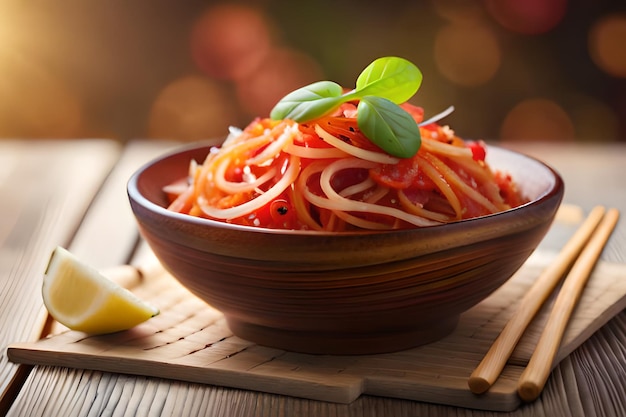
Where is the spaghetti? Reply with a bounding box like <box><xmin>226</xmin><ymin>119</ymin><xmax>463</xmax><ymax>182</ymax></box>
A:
<box><xmin>164</xmin><ymin>102</ymin><xmax>527</xmax><ymax>231</ymax></box>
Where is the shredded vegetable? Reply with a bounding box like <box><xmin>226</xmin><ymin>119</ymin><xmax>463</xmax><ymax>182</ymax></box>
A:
<box><xmin>164</xmin><ymin>101</ymin><xmax>527</xmax><ymax>231</ymax></box>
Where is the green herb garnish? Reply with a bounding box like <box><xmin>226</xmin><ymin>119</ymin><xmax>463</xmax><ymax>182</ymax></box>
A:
<box><xmin>270</xmin><ymin>56</ymin><xmax>423</xmax><ymax>158</ymax></box>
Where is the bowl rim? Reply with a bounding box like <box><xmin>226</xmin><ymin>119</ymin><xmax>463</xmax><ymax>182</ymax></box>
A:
<box><xmin>127</xmin><ymin>140</ymin><xmax>564</xmax><ymax>237</ymax></box>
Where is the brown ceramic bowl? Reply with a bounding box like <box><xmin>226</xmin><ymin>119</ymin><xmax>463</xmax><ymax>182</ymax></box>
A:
<box><xmin>127</xmin><ymin>142</ymin><xmax>563</xmax><ymax>355</ymax></box>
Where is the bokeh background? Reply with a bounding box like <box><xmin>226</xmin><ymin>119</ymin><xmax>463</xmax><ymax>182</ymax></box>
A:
<box><xmin>1</xmin><ymin>0</ymin><xmax>625</xmax><ymax>143</ymax></box>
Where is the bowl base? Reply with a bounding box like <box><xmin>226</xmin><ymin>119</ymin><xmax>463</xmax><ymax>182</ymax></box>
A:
<box><xmin>225</xmin><ymin>315</ymin><xmax>460</xmax><ymax>355</ymax></box>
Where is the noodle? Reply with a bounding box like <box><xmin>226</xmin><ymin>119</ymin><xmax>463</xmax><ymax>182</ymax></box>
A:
<box><xmin>414</xmin><ymin>154</ymin><xmax>464</xmax><ymax>219</ymax></box>
<box><xmin>284</xmin><ymin>141</ymin><xmax>348</xmax><ymax>159</ymax></box>
<box><xmin>199</xmin><ymin>154</ymin><xmax>300</xmax><ymax>220</ymax></box>
<box><xmin>213</xmin><ymin>159</ymin><xmax>277</xmax><ymax>194</ymax></box>
<box><xmin>424</xmin><ymin>153</ymin><xmax>502</xmax><ymax>214</ymax></box>
<box><xmin>164</xmin><ymin>107</ymin><xmax>527</xmax><ymax>231</ymax></box>
<box><xmin>314</xmin><ymin>125</ymin><xmax>399</xmax><ymax>164</ymax></box>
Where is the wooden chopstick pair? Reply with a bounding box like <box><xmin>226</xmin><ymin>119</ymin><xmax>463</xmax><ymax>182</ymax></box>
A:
<box><xmin>468</xmin><ymin>205</ymin><xmax>620</xmax><ymax>402</ymax></box>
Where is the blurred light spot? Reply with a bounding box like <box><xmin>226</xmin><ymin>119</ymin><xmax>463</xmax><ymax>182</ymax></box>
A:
<box><xmin>0</xmin><ymin>6</ymin><xmax>83</xmax><ymax>138</ymax></box>
<box><xmin>35</xmin><ymin>87</ymin><xmax>83</xmax><ymax>138</ymax></box>
<box><xmin>148</xmin><ymin>75</ymin><xmax>239</xmax><ymax>141</ymax></box>
<box><xmin>500</xmin><ymin>98</ymin><xmax>574</xmax><ymax>141</ymax></box>
<box><xmin>235</xmin><ymin>48</ymin><xmax>323</xmax><ymax>117</ymax></box>
<box><xmin>569</xmin><ymin>94</ymin><xmax>619</xmax><ymax>141</ymax></box>
<box><xmin>589</xmin><ymin>13</ymin><xmax>626</xmax><ymax>78</ymax></box>
<box><xmin>434</xmin><ymin>23</ymin><xmax>501</xmax><ymax>87</ymax></box>
<box><xmin>432</xmin><ymin>0</ymin><xmax>485</xmax><ymax>24</ymax></box>
<box><xmin>190</xmin><ymin>4</ymin><xmax>273</xmax><ymax>81</ymax></box>
<box><xmin>0</xmin><ymin>58</ymin><xmax>83</xmax><ymax>138</ymax></box>
<box><xmin>485</xmin><ymin>0</ymin><xmax>567</xmax><ymax>34</ymax></box>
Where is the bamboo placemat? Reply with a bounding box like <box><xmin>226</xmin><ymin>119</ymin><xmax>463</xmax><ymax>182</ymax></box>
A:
<box><xmin>8</xmin><ymin>251</ymin><xmax>626</xmax><ymax>412</ymax></box>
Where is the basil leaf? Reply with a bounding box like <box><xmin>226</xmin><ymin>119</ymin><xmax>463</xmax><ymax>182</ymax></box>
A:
<box><xmin>356</xmin><ymin>96</ymin><xmax>421</xmax><ymax>158</ymax></box>
<box><xmin>355</xmin><ymin>57</ymin><xmax>422</xmax><ymax>104</ymax></box>
<box><xmin>269</xmin><ymin>56</ymin><xmax>426</xmax><ymax>157</ymax></box>
<box><xmin>270</xmin><ymin>81</ymin><xmax>345</xmax><ymax>121</ymax></box>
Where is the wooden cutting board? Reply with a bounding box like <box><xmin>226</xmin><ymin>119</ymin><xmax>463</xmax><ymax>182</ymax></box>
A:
<box><xmin>8</xmin><ymin>251</ymin><xmax>626</xmax><ymax>412</ymax></box>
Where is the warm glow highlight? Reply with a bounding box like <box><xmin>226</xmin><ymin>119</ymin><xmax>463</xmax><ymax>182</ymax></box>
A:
<box><xmin>1</xmin><ymin>74</ymin><xmax>83</xmax><ymax>138</ymax></box>
<box><xmin>434</xmin><ymin>23</ymin><xmax>501</xmax><ymax>86</ymax></box>
<box><xmin>235</xmin><ymin>48</ymin><xmax>323</xmax><ymax>118</ymax></box>
<box><xmin>0</xmin><ymin>2</ymin><xmax>623</xmax><ymax>142</ymax></box>
<box><xmin>500</xmin><ymin>98</ymin><xmax>574</xmax><ymax>141</ymax></box>
<box><xmin>190</xmin><ymin>4</ymin><xmax>273</xmax><ymax>81</ymax></box>
<box><xmin>485</xmin><ymin>0</ymin><xmax>568</xmax><ymax>34</ymax></box>
<box><xmin>589</xmin><ymin>13</ymin><xmax>626</xmax><ymax>78</ymax></box>
<box><xmin>148</xmin><ymin>75</ymin><xmax>239</xmax><ymax>141</ymax></box>
<box><xmin>0</xmin><ymin>5</ymin><xmax>83</xmax><ymax>138</ymax></box>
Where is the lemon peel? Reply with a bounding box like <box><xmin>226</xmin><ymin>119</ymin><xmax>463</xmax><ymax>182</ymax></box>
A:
<box><xmin>42</xmin><ymin>247</ymin><xmax>159</xmax><ymax>334</ymax></box>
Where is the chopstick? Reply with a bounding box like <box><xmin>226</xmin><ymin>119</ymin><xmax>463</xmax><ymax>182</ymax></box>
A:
<box><xmin>517</xmin><ymin>207</ymin><xmax>619</xmax><ymax>401</ymax></box>
<box><xmin>468</xmin><ymin>205</ymin><xmax>619</xmax><ymax>398</ymax></box>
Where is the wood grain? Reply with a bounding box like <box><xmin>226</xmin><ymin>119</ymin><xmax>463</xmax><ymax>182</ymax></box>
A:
<box><xmin>517</xmin><ymin>208</ymin><xmax>619</xmax><ymax>401</ymax></box>
<box><xmin>67</xmin><ymin>139</ymin><xmax>179</xmax><ymax>269</ymax></box>
<box><xmin>469</xmin><ymin>206</ymin><xmax>607</xmax><ymax>394</ymax></box>
<box><xmin>8</xmin><ymin>246</ymin><xmax>626</xmax><ymax>412</ymax></box>
<box><xmin>4</xmin><ymin>141</ymin><xmax>626</xmax><ymax>417</ymax></box>
<box><xmin>0</xmin><ymin>140</ymin><xmax>121</xmax><ymax>412</ymax></box>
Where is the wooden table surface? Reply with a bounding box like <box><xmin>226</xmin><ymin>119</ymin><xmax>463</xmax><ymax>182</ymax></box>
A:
<box><xmin>0</xmin><ymin>139</ymin><xmax>624</xmax><ymax>417</ymax></box>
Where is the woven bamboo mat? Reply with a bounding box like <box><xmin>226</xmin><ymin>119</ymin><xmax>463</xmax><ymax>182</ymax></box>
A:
<box><xmin>8</xmin><ymin>251</ymin><xmax>626</xmax><ymax>412</ymax></box>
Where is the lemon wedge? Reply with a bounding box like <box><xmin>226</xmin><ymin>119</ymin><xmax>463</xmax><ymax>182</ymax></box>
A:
<box><xmin>42</xmin><ymin>246</ymin><xmax>159</xmax><ymax>334</ymax></box>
